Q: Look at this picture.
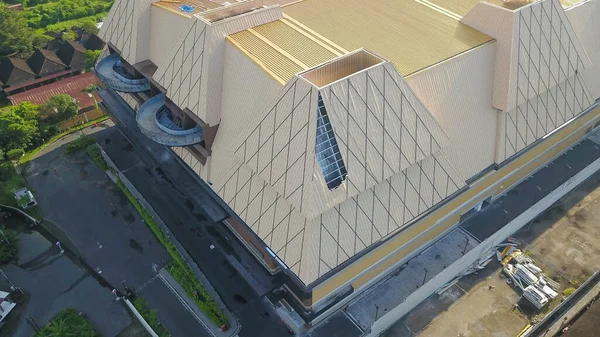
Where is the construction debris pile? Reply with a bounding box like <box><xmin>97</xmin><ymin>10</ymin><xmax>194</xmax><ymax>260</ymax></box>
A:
<box><xmin>498</xmin><ymin>244</ymin><xmax>560</xmax><ymax>309</ymax></box>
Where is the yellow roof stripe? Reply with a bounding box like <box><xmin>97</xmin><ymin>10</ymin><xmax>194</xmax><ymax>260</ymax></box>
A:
<box><xmin>229</xmin><ymin>20</ymin><xmax>339</xmax><ymax>83</ymax></box>
<box><xmin>228</xmin><ymin>30</ymin><xmax>303</xmax><ymax>84</ymax></box>
<box><xmin>282</xmin><ymin>14</ymin><xmax>348</xmax><ymax>55</ymax></box>
<box><xmin>279</xmin><ymin>18</ymin><xmax>343</xmax><ymax>57</ymax></box>
<box><xmin>248</xmin><ymin>28</ymin><xmax>309</xmax><ymax>69</ymax></box>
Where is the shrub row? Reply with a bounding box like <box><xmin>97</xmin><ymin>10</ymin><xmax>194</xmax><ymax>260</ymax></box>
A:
<box><xmin>34</xmin><ymin>309</ymin><xmax>99</xmax><ymax>337</ymax></box>
<box><xmin>132</xmin><ymin>297</ymin><xmax>170</xmax><ymax>337</ymax></box>
<box><xmin>85</xmin><ymin>145</ymin><xmax>108</xmax><ymax>170</ymax></box>
<box><xmin>114</xmin><ymin>179</ymin><xmax>228</xmax><ymax>328</ymax></box>
<box><xmin>85</xmin><ymin>147</ymin><xmax>229</xmax><ymax>328</ymax></box>
<box><xmin>66</xmin><ymin>134</ymin><xmax>95</xmax><ymax>154</ymax></box>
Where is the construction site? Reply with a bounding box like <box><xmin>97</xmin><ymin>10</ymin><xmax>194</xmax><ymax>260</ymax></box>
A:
<box><xmin>383</xmin><ymin>145</ymin><xmax>600</xmax><ymax>337</ymax></box>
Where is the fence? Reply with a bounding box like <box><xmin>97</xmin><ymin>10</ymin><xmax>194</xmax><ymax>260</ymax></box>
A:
<box><xmin>57</xmin><ymin>109</ymin><xmax>106</xmax><ymax>131</ymax></box>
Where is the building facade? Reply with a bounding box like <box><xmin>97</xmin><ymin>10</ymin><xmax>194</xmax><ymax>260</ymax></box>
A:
<box><xmin>96</xmin><ymin>0</ymin><xmax>600</xmax><ymax>327</ymax></box>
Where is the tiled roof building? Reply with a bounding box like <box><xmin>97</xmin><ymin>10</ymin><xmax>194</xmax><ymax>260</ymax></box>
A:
<box><xmin>95</xmin><ymin>0</ymin><xmax>600</xmax><ymax>327</ymax></box>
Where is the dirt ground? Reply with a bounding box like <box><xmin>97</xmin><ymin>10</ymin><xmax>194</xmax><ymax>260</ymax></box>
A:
<box><xmin>390</xmin><ymin>169</ymin><xmax>600</xmax><ymax>337</ymax></box>
<box><xmin>514</xmin><ymin>173</ymin><xmax>600</xmax><ymax>284</ymax></box>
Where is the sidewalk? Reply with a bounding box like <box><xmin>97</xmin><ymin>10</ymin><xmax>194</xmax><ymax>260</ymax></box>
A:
<box><xmin>98</xmin><ymin>145</ymin><xmax>240</xmax><ymax>337</ymax></box>
<box><xmin>22</xmin><ymin>139</ymin><xmax>211</xmax><ymax>337</ymax></box>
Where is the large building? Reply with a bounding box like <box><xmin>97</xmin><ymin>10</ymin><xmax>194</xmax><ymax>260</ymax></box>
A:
<box><xmin>96</xmin><ymin>0</ymin><xmax>600</xmax><ymax>329</ymax></box>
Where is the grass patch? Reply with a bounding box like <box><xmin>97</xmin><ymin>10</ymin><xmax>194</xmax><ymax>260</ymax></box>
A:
<box><xmin>86</xmin><ymin>145</ymin><xmax>108</xmax><ymax>171</ymax></box>
<box><xmin>562</xmin><ymin>287</ymin><xmax>576</xmax><ymax>297</ymax></box>
<box><xmin>132</xmin><ymin>297</ymin><xmax>170</xmax><ymax>337</ymax></box>
<box><xmin>86</xmin><ymin>149</ymin><xmax>228</xmax><ymax>328</ymax></box>
<box><xmin>0</xmin><ymin>162</ymin><xmax>42</xmax><ymax>219</ymax></box>
<box><xmin>21</xmin><ymin>115</ymin><xmax>110</xmax><ymax>164</ymax></box>
<box><xmin>0</xmin><ymin>229</ymin><xmax>18</xmax><ymax>265</ymax></box>
<box><xmin>115</xmin><ymin>179</ymin><xmax>228</xmax><ymax>328</ymax></box>
<box><xmin>66</xmin><ymin>134</ymin><xmax>96</xmax><ymax>154</ymax></box>
<box><xmin>34</xmin><ymin>309</ymin><xmax>99</xmax><ymax>337</ymax></box>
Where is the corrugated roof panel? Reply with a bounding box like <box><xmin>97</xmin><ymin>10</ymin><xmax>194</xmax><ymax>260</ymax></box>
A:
<box><xmin>283</xmin><ymin>0</ymin><xmax>493</xmax><ymax>76</ymax></box>
<box><xmin>229</xmin><ymin>30</ymin><xmax>304</xmax><ymax>83</ymax></box>
<box><xmin>252</xmin><ymin>20</ymin><xmax>338</xmax><ymax>69</ymax></box>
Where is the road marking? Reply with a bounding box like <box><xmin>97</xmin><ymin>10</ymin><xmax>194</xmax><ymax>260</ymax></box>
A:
<box><xmin>134</xmin><ymin>274</ymin><xmax>160</xmax><ymax>294</ymax></box>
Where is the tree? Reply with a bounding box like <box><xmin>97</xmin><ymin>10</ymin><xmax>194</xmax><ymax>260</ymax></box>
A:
<box><xmin>80</xmin><ymin>19</ymin><xmax>99</xmax><ymax>35</ymax></box>
<box><xmin>82</xmin><ymin>84</ymin><xmax>98</xmax><ymax>108</ymax></box>
<box><xmin>41</xmin><ymin>94</ymin><xmax>79</xmax><ymax>121</ymax></box>
<box><xmin>0</xmin><ymin>3</ymin><xmax>50</xmax><ymax>57</ymax></box>
<box><xmin>62</xmin><ymin>30</ymin><xmax>78</xmax><ymax>42</ymax></box>
<box><xmin>85</xmin><ymin>49</ymin><xmax>102</xmax><ymax>71</ymax></box>
<box><xmin>0</xmin><ymin>103</ymin><xmax>40</xmax><ymax>153</ymax></box>
<box><xmin>6</xmin><ymin>148</ymin><xmax>24</xmax><ymax>161</ymax></box>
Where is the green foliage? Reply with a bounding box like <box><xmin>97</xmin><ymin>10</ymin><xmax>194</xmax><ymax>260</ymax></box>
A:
<box><xmin>66</xmin><ymin>134</ymin><xmax>95</xmax><ymax>154</ymax></box>
<box><xmin>562</xmin><ymin>287</ymin><xmax>576</xmax><ymax>297</ymax></box>
<box><xmin>41</xmin><ymin>94</ymin><xmax>80</xmax><ymax>122</ymax></box>
<box><xmin>7</xmin><ymin>148</ymin><xmax>25</xmax><ymax>161</ymax></box>
<box><xmin>43</xmin><ymin>13</ymin><xmax>105</xmax><ymax>35</ymax></box>
<box><xmin>0</xmin><ymin>3</ymin><xmax>50</xmax><ymax>57</ymax></box>
<box><xmin>85</xmin><ymin>49</ymin><xmax>102</xmax><ymax>71</ymax></box>
<box><xmin>62</xmin><ymin>30</ymin><xmax>77</xmax><ymax>41</ymax></box>
<box><xmin>0</xmin><ymin>162</ymin><xmax>40</xmax><ymax>218</ymax></box>
<box><xmin>20</xmin><ymin>115</ymin><xmax>109</xmax><ymax>165</ymax></box>
<box><xmin>0</xmin><ymin>102</ymin><xmax>40</xmax><ymax>154</ymax></box>
<box><xmin>0</xmin><ymin>149</ymin><xmax>4</xmax><ymax>161</ymax></box>
<box><xmin>34</xmin><ymin>309</ymin><xmax>99</xmax><ymax>337</ymax></box>
<box><xmin>0</xmin><ymin>229</ymin><xmax>18</xmax><ymax>265</ymax></box>
<box><xmin>168</xmin><ymin>263</ymin><xmax>229</xmax><ymax>328</ymax></box>
<box><xmin>86</xmin><ymin>145</ymin><xmax>107</xmax><ymax>170</ymax></box>
<box><xmin>110</xmin><ymin>178</ymin><xmax>229</xmax><ymax>328</ymax></box>
<box><xmin>132</xmin><ymin>297</ymin><xmax>170</xmax><ymax>337</ymax></box>
<box><xmin>23</xmin><ymin>0</ymin><xmax>114</xmax><ymax>29</ymax></box>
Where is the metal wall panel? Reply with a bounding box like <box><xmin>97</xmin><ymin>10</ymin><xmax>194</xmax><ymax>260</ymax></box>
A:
<box><xmin>150</xmin><ymin>6</ymin><xmax>190</xmax><ymax>69</ymax></box>
<box><xmin>406</xmin><ymin>42</ymin><xmax>498</xmax><ymax>181</ymax></box>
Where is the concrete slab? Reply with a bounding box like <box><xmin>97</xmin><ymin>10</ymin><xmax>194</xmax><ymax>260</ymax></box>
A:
<box><xmin>346</xmin><ymin>229</ymin><xmax>477</xmax><ymax>331</ymax></box>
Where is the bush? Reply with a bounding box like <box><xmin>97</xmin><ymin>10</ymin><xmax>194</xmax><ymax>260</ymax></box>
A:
<box><xmin>66</xmin><ymin>134</ymin><xmax>95</xmax><ymax>153</ymax></box>
<box><xmin>34</xmin><ymin>309</ymin><xmax>99</xmax><ymax>337</ymax></box>
<box><xmin>86</xmin><ymin>152</ymin><xmax>229</xmax><ymax>328</ymax></box>
<box><xmin>0</xmin><ymin>230</ymin><xmax>18</xmax><ymax>265</ymax></box>
<box><xmin>562</xmin><ymin>287</ymin><xmax>576</xmax><ymax>297</ymax></box>
<box><xmin>86</xmin><ymin>145</ymin><xmax>107</xmax><ymax>170</ymax></box>
<box><xmin>7</xmin><ymin>148</ymin><xmax>25</xmax><ymax>161</ymax></box>
<box><xmin>132</xmin><ymin>297</ymin><xmax>170</xmax><ymax>337</ymax></box>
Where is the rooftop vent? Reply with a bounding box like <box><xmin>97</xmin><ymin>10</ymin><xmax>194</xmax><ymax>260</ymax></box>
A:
<box><xmin>300</xmin><ymin>49</ymin><xmax>384</xmax><ymax>88</ymax></box>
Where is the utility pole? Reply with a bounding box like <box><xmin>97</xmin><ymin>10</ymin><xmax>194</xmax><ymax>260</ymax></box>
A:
<box><xmin>374</xmin><ymin>304</ymin><xmax>380</xmax><ymax>321</ymax></box>
<box><xmin>422</xmin><ymin>268</ymin><xmax>428</xmax><ymax>286</ymax></box>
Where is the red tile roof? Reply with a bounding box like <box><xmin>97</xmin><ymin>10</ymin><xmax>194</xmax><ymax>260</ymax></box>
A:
<box><xmin>8</xmin><ymin>72</ymin><xmax>102</xmax><ymax>109</ymax></box>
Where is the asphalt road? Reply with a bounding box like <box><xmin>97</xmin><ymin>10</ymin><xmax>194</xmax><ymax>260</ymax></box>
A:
<box><xmin>0</xmin><ymin>231</ymin><xmax>130</xmax><ymax>337</ymax></box>
<box><xmin>461</xmin><ymin>138</ymin><xmax>600</xmax><ymax>240</ymax></box>
<box><xmin>99</xmin><ymin>89</ymin><xmax>292</xmax><ymax>337</ymax></box>
<box><xmin>24</xmin><ymin>139</ymin><xmax>211</xmax><ymax>337</ymax></box>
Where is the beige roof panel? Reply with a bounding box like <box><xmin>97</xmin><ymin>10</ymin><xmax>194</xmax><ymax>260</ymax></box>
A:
<box><xmin>228</xmin><ymin>19</ymin><xmax>339</xmax><ymax>83</ymax></box>
<box><xmin>282</xmin><ymin>0</ymin><xmax>493</xmax><ymax>76</ymax></box>
<box><xmin>227</xmin><ymin>29</ymin><xmax>304</xmax><ymax>84</ymax></box>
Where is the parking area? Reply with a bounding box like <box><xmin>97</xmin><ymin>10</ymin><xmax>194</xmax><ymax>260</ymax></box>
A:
<box><xmin>383</xmin><ymin>159</ymin><xmax>600</xmax><ymax>337</ymax></box>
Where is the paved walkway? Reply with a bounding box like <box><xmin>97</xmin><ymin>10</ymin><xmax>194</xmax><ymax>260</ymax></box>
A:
<box><xmin>99</xmin><ymin>88</ymin><xmax>293</xmax><ymax>337</ymax></box>
<box><xmin>23</xmin><ymin>137</ymin><xmax>211</xmax><ymax>337</ymax></box>
<box><xmin>0</xmin><ymin>230</ymin><xmax>130</xmax><ymax>337</ymax></box>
